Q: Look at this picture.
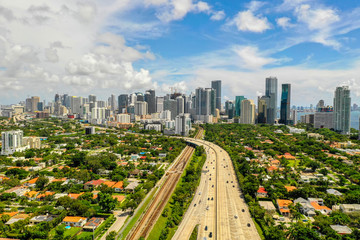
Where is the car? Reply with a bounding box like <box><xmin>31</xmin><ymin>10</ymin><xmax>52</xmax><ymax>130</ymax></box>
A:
<box><xmin>226</xmin><ymin>181</ymin><xmax>228</xmax><ymax>183</ymax></box>
<box><xmin>234</xmin><ymin>215</ymin><xmax>238</xmax><ymax>219</ymax></box>
<box><xmin>194</xmin><ymin>204</ymin><xmax>196</xmax><ymax>207</ymax></box>
<box><xmin>242</xmin><ymin>209</ymin><xmax>245</xmax><ymax>212</ymax></box>
<box><xmin>209</xmin><ymin>178</ymin><xmax>211</xmax><ymax>180</ymax></box>
<box><xmin>233</xmin><ymin>185</ymin><xmax>235</xmax><ymax>188</ymax></box>
<box><xmin>208</xmin><ymin>197</ymin><xmax>210</xmax><ymax>200</ymax></box>
<box><xmin>206</xmin><ymin>166</ymin><xmax>207</xmax><ymax>168</ymax></box>
<box><xmin>247</xmin><ymin>223</ymin><xmax>251</xmax><ymax>227</ymax></box>
<box><xmin>209</xmin><ymin>232</ymin><xmax>213</xmax><ymax>238</ymax></box>
<box><xmin>206</xmin><ymin>206</ymin><xmax>209</xmax><ymax>210</ymax></box>
<box><xmin>199</xmin><ymin>192</ymin><xmax>201</xmax><ymax>195</ymax></box>
<box><xmin>213</xmin><ymin>167</ymin><xmax>215</xmax><ymax>169</ymax></box>
<box><xmin>205</xmin><ymin>226</ymin><xmax>208</xmax><ymax>231</ymax></box>
<box><xmin>210</xmin><ymin>174</ymin><xmax>211</xmax><ymax>176</ymax></box>
<box><xmin>231</xmin><ymin>181</ymin><xmax>233</xmax><ymax>183</ymax></box>
<box><xmin>212</xmin><ymin>185</ymin><xmax>214</xmax><ymax>187</ymax></box>
<box><xmin>211</xmin><ymin>197</ymin><xmax>214</xmax><ymax>200</ymax></box>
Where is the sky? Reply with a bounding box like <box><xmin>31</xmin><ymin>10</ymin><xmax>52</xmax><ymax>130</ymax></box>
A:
<box><xmin>0</xmin><ymin>0</ymin><xmax>360</xmax><ymax>106</ymax></box>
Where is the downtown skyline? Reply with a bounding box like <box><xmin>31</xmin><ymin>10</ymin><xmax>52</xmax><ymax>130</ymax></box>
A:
<box><xmin>0</xmin><ymin>0</ymin><xmax>360</xmax><ymax>106</ymax></box>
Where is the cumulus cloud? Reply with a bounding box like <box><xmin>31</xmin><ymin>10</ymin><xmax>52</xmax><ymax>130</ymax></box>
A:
<box><xmin>233</xmin><ymin>46</ymin><xmax>277</xmax><ymax>70</ymax></box>
<box><xmin>276</xmin><ymin>17</ymin><xmax>294</xmax><ymax>29</ymax></box>
<box><xmin>295</xmin><ymin>4</ymin><xmax>339</xmax><ymax>30</ymax></box>
<box><xmin>229</xmin><ymin>10</ymin><xmax>271</xmax><ymax>33</ymax></box>
<box><xmin>210</xmin><ymin>10</ymin><xmax>225</xmax><ymax>21</ymax></box>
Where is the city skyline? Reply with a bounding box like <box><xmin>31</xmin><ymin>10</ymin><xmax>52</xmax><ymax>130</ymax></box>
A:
<box><xmin>1</xmin><ymin>1</ymin><xmax>360</xmax><ymax>106</ymax></box>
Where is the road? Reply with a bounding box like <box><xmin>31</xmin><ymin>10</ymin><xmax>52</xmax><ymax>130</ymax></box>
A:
<box><xmin>100</xmin><ymin>211</ymin><xmax>130</xmax><ymax>240</ymax></box>
<box><xmin>172</xmin><ymin>138</ymin><xmax>261</xmax><ymax>240</ymax></box>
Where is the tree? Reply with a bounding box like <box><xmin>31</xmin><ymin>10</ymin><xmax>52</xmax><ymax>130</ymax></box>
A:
<box><xmin>106</xmin><ymin>231</ymin><xmax>117</xmax><ymax>240</ymax></box>
<box><xmin>35</xmin><ymin>175</ymin><xmax>49</xmax><ymax>190</ymax></box>
<box><xmin>98</xmin><ymin>193</ymin><xmax>117</xmax><ymax>212</ymax></box>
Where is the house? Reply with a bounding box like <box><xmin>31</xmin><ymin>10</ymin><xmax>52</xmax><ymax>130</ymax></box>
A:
<box><xmin>258</xmin><ymin>201</ymin><xmax>276</xmax><ymax>214</ymax></box>
<box><xmin>84</xmin><ymin>179</ymin><xmax>105</xmax><ymax>190</ymax></box>
<box><xmin>129</xmin><ymin>169</ymin><xmax>140</xmax><ymax>178</ymax></box>
<box><xmin>294</xmin><ymin>197</ymin><xmax>316</xmax><ymax>217</ymax></box>
<box><xmin>276</xmin><ymin>199</ymin><xmax>293</xmax><ymax>217</ymax></box>
<box><xmin>256</xmin><ymin>187</ymin><xmax>268</xmax><ymax>198</ymax></box>
<box><xmin>62</xmin><ymin>216</ymin><xmax>87</xmax><ymax>227</ymax></box>
<box><xmin>29</xmin><ymin>215</ymin><xmax>56</xmax><ymax>225</ymax></box>
<box><xmin>102</xmin><ymin>181</ymin><xmax>116</xmax><ymax>188</ymax></box>
<box><xmin>36</xmin><ymin>191</ymin><xmax>55</xmax><ymax>201</ymax></box>
<box><xmin>68</xmin><ymin>193</ymin><xmax>84</xmax><ymax>200</ymax></box>
<box><xmin>330</xmin><ymin>225</ymin><xmax>352</xmax><ymax>235</ymax></box>
<box><xmin>326</xmin><ymin>189</ymin><xmax>343</xmax><ymax>196</ymax></box>
<box><xmin>5</xmin><ymin>186</ymin><xmax>29</xmax><ymax>197</ymax></box>
<box><xmin>112</xmin><ymin>181</ymin><xmax>124</xmax><ymax>192</ymax></box>
<box><xmin>24</xmin><ymin>177</ymin><xmax>39</xmax><ymax>187</ymax></box>
<box><xmin>310</xmin><ymin>201</ymin><xmax>332</xmax><ymax>215</ymax></box>
<box><xmin>337</xmin><ymin>204</ymin><xmax>360</xmax><ymax>213</ymax></box>
<box><xmin>125</xmin><ymin>181</ymin><xmax>139</xmax><ymax>193</ymax></box>
<box><xmin>285</xmin><ymin>186</ymin><xmax>297</xmax><ymax>192</ymax></box>
<box><xmin>112</xmin><ymin>195</ymin><xmax>126</xmax><ymax>203</ymax></box>
<box><xmin>25</xmin><ymin>191</ymin><xmax>39</xmax><ymax>201</ymax></box>
<box><xmin>83</xmin><ymin>217</ymin><xmax>104</xmax><ymax>231</ymax></box>
<box><xmin>6</xmin><ymin>214</ymin><xmax>30</xmax><ymax>225</ymax></box>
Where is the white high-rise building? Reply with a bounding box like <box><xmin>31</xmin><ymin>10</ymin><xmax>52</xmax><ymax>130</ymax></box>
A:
<box><xmin>1</xmin><ymin>130</ymin><xmax>28</xmax><ymax>155</ymax></box>
<box><xmin>70</xmin><ymin>96</ymin><xmax>82</xmax><ymax>114</ymax></box>
<box><xmin>240</xmin><ymin>99</ymin><xmax>255</xmax><ymax>124</ymax></box>
<box><xmin>175</xmin><ymin>113</ymin><xmax>192</xmax><ymax>136</ymax></box>
<box><xmin>156</xmin><ymin>97</ymin><xmax>164</xmax><ymax>113</ymax></box>
<box><xmin>116</xmin><ymin>114</ymin><xmax>131</xmax><ymax>123</ymax></box>
<box><xmin>135</xmin><ymin>101</ymin><xmax>148</xmax><ymax>116</ymax></box>
<box><xmin>91</xmin><ymin>107</ymin><xmax>106</xmax><ymax>124</ymax></box>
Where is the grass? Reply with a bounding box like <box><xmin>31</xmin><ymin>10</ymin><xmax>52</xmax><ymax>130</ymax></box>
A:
<box><xmin>77</xmin><ymin>231</ymin><xmax>93</xmax><ymax>239</ymax></box>
<box><xmin>253</xmin><ymin>219</ymin><xmax>265</xmax><ymax>240</ymax></box>
<box><xmin>64</xmin><ymin>226</ymin><xmax>82</xmax><ymax>238</ymax></box>
<box><xmin>288</xmin><ymin>159</ymin><xmax>300</xmax><ymax>167</ymax></box>
<box><xmin>119</xmin><ymin>189</ymin><xmax>156</xmax><ymax>240</ymax></box>
<box><xmin>189</xmin><ymin>225</ymin><xmax>199</xmax><ymax>240</ymax></box>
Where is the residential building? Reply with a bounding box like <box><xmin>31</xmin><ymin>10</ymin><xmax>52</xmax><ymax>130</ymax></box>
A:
<box><xmin>145</xmin><ymin>89</ymin><xmax>156</xmax><ymax>114</ymax></box>
<box><xmin>330</xmin><ymin>225</ymin><xmax>352</xmax><ymax>235</ymax></box>
<box><xmin>135</xmin><ymin>101</ymin><xmax>148</xmax><ymax>116</ymax></box>
<box><xmin>258</xmin><ymin>96</ymin><xmax>269</xmax><ymax>123</ymax></box>
<box><xmin>1</xmin><ymin>130</ymin><xmax>27</xmax><ymax>155</ymax></box>
<box><xmin>211</xmin><ymin>80</ymin><xmax>221</xmax><ymax>111</ymax></box>
<box><xmin>83</xmin><ymin>217</ymin><xmax>104</xmax><ymax>231</ymax></box>
<box><xmin>23</xmin><ymin>136</ymin><xmax>41</xmax><ymax>149</ymax></box>
<box><xmin>280</xmin><ymin>84</ymin><xmax>291</xmax><ymax>125</ymax></box>
<box><xmin>240</xmin><ymin>99</ymin><xmax>255</xmax><ymax>124</ymax></box>
<box><xmin>118</xmin><ymin>94</ymin><xmax>128</xmax><ymax>113</ymax></box>
<box><xmin>225</xmin><ymin>100</ymin><xmax>235</xmax><ymax>119</ymax></box>
<box><xmin>265</xmin><ymin>77</ymin><xmax>278</xmax><ymax>124</ymax></box>
<box><xmin>235</xmin><ymin>96</ymin><xmax>246</xmax><ymax>117</ymax></box>
<box><xmin>276</xmin><ymin>199</ymin><xmax>293</xmax><ymax>217</ymax></box>
<box><xmin>175</xmin><ymin>113</ymin><xmax>192</xmax><ymax>136</ymax></box>
<box><xmin>62</xmin><ymin>216</ymin><xmax>87</xmax><ymax>227</ymax></box>
<box><xmin>333</xmin><ymin>86</ymin><xmax>351</xmax><ymax>135</ymax></box>
<box><xmin>314</xmin><ymin>107</ymin><xmax>334</xmax><ymax>129</ymax></box>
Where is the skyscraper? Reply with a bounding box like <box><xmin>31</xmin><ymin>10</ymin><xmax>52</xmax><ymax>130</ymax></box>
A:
<box><xmin>145</xmin><ymin>89</ymin><xmax>156</xmax><ymax>114</ymax></box>
<box><xmin>156</xmin><ymin>97</ymin><xmax>164</xmax><ymax>113</ymax></box>
<box><xmin>235</xmin><ymin>96</ymin><xmax>246</xmax><ymax>117</ymax></box>
<box><xmin>333</xmin><ymin>86</ymin><xmax>351</xmax><ymax>135</ymax></box>
<box><xmin>89</xmin><ymin>94</ymin><xmax>96</xmax><ymax>103</ymax></box>
<box><xmin>109</xmin><ymin>94</ymin><xmax>117</xmax><ymax>112</ymax></box>
<box><xmin>265</xmin><ymin>77</ymin><xmax>278</xmax><ymax>124</ymax></box>
<box><xmin>211</xmin><ymin>80</ymin><xmax>221</xmax><ymax>111</ymax></box>
<box><xmin>280</xmin><ymin>84</ymin><xmax>291</xmax><ymax>125</ymax></box>
<box><xmin>31</xmin><ymin>96</ymin><xmax>40</xmax><ymax>112</ymax></box>
<box><xmin>118</xmin><ymin>94</ymin><xmax>128</xmax><ymax>113</ymax></box>
<box><xmin>240</xmin><ymin>99</ymin><xmax>255</xmax><ymax>124</ymax></box>
<box><xmin>258</xmin><ymin>96</ymin><xmax>269</xmax><ymax>124</ymax></box>
<box><xmin>176</xmin><ymin>96</ymin><xmax>185</xmax><ymax>116</ymax></box>
<box><xmin>1</xmin><ymin>130</ymin><xmax>25</xmax><ymax>155</ymax></box>
<box><xmin>225</xmin><ymin>100</ymin><xmax>235</xmax><ymax>119</ymax></box>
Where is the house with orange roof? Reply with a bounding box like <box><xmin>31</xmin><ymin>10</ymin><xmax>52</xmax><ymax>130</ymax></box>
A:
<box><xmin>256</xmin><ymin>187</ymin><xmax>268</xmax><ymax>198</ymax></box>
<box><xmin>51</xmin><ymin>178</ymin><xmax>67</xmax><ymax>182</ymax></box>
<box><xmin>68</xmin><ymin>193</ymin><xmax>84</xmax><ymax>200</ymax></box>
<box><xmin>276</xmin><ymin>199</ymin><xmax>293</xmax><ymax>217</ymax></box>
<box><xmin>102</xmin><ymin>181</ymin><xmax>116</xmax><ymax>188</ymax></box>
<box><xmin>62</xmin><ymin>216</ymin><xmax>87</xmax><ymax>227</ymax></box>
<box><xmin>267</xmin><ymin>166</ymin><xmax>278</xmax><ymax>173</ymax></box>
<box><xmin>25</xmin><ymin>191</ymin><xmax>39</xmax><ymax>200</ymax></box>
<box><xmin>36</xmin><ymin>191</ymin><xmax>55</xmax><ymax>200</ymax></box>
<box><xmin>277</xmin><ymin>153</ymin><xmax>296</xmax><ymax>160</ymax></box>
<box><xmin>112</xmin><ymin>195</ymin><xmax>125</xmax><ymax>203</ymax></box>
<box><xmin>270</xmin><ymin>160</ymin><xmax>280</xmax><ymax>166</ymax></box>
<box><xmin>285</xmin><ymin>186</ymin><xmax>297</xmax><ymax>192</ymax></box>
<box><xmin>24</xmin><ymin>177</ymin><xmax>39</xmax><ymax>187</ymax></box>
<box><xmin>0</xmin><ymin>212</ymin><xmax>18</xmax><ymax>218</ymax></box>
<box><xmin>84</xmin><ymin>179</ymin><xmax>105</xmax><ymax>190</ymax></box>
<box><xmin>112</xmin><ymin>181</ymin><xmax>124</xmax><ymax>192</ymax></box>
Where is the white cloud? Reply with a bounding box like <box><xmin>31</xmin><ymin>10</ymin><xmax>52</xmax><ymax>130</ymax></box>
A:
<box><xmin>230</xmin><ymin>10</ymin><xmax>271</xmax><ymax>33</ymax></box>
<box><xmin>210</xmin><ymin>10</ymin><xmax>225</xmax><ymax>21</ymax></box>
<box><xmin>233</xmin><ymin>46</ymin><xmax>277</xmax><ymax>70</ymax></box>
<box><xmin>276</xmin><ymin>17</ymin><xmax>294</xmax><ymax>29</ymax></box>
<box><xmin>295</xmin><ymin>4</ymin><xmax>339</xmax><ymax>30</ymax></box>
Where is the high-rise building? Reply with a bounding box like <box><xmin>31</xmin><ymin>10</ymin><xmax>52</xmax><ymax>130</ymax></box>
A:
<box><xmin>25</xmin><ymin>98</ymin><xmax>32</xmax><ymax>112</ymax></box>
<box><xmin>55</xmin><ymin>94</ymin><xmax>60</xmax><ymax>103</ymax></box>
<box><xmin>175</xmin><ymin>113</ymin><xmax>192</xmax><ymax>136</ymax></box>
<box><xmin>156</xmin><ymin>97</ymin><xmax>164</xmax><ymax>113</ymax></box>
<box><xmin>280</xmin><ymin>84</ymin><xmax>291</xmax><ymax>125</ymax></box>
<box><xmin>136</xmin><ymin>93</ymin><xmax>144</xmax><ymax>102</ymax></box>
<box><xmin>195</xmin><ymin>88</ymin><xmax>216</xmax><ymax>117</ymax></box>
<box><xmin>135</xmin><ymin>101</ymin><xmax>148</xmax><ymax>116</ymax></box>
<box><xmin>116</xmin><ymin>114</ymin><xmax>131</xmax><ymax>123</ymax></box>
<box><xmin>225</xmin><ymin>100</ymin><xmax>235</xmax><ymax>119</ymax></box>
<box><xmin>258</xmin><ymin>96</ymin><xmax>269</xmax><ymax>124</ymax></box>
<box><xmin>70</xmin><ymin>96</ymin><xmax>82</xmax><ymax>114</ymax></box>
<box><xmin>109</xmin><ymin>94</ymin><xmax>117</xmax><ymax>112</ymax></box>
<box><xmin>333</xmin><ymin>86</ymin><xmax>351</xmax><ymax>135</ymax></box>
<box><xmin>265</xmin><ymin>77</ymin><xmax>278</xmax><ymax>124</ymax></box>
<box><xmin>118</xmin><ymin>94</ymin><xmax>128</xmax><ymax>113</ymax></box>
<box><xmin>31</xmin><ymin>96</ymin><xmax>40</xmax><ymax>112</ymax></box>
<box><xmin>1</xmin><ymin>130</ymin><xmax>27</xmax><ymax>155</ymax></box>
<box><xmin>316</xmin><ymin>100</ymin><xmax>325</xmax><ymax>110</ymax></box>
<box><xmin>176</xmin><ymin>96</ymin><xmax>185</xmax><ymax>116</ymax></box>
<box><xmin>240</xmin><ymin>99</ymin><xmax>255</xmax><ymax>124</ymax></box>
<box><xmin>211</xmin><ymin>80</ymin><xmax>221</xmax><ymax>111</ymax></box>
<box><xmin>235</xmin><ymin>96</ymin><xmax>246</xmax><ymax>117</ymax></box>
<box><xmin>314</xmin><ymin>107</ymin><xmax>334</xmax><ymax>129</ymax></box>
<box><xmin>145</xmin><ymin>89</ymin><xmax>156</xmax><ymax>114</ymax></box>
<box><xmin>164</xmin><ymin>99</ymin><xmax>177</xmax><ymax>120</ymax></box>
<box><xmin>89</xmin><ymin>94</ymin><xmax>96</xmax><ymax>103</ymax></box>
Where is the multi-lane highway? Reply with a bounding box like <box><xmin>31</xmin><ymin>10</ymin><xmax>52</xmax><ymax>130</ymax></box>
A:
<box><xmin>172</xmin><ymin>138</ymin><xmax>261</xmax><ymax>240</ymax></box>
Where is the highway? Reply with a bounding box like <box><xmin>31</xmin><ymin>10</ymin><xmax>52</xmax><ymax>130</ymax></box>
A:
<box><xmin>172</xmin><ymin>138</ymin><xmax>261</xmax><ymax>240</ymax></box>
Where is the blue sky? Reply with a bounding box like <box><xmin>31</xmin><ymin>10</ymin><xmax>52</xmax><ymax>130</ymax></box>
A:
<box><xmin>0</xmin><ymin>0</ymin><xmax>360</xmax><ymax>106</ymax></box>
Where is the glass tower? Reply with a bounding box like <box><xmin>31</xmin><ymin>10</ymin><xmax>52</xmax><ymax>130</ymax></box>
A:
<box><xmin>265</xmin><ymin>77</ymin><xmax>278</xmax><ymax>124</ymax></box>
<box><xmin>280</xmin><ymin>84</ymin><xmax>291</xmax><ymax>125</ymax></box>
<box><xmin>333</xmin><ymin>86</ymin><xmax>351</xmax><ymax>135</ymax></box>
<box><xmin>211</xmin><ymin>80</ymin><xmax>221</xmax><ymax>111</ymax></box>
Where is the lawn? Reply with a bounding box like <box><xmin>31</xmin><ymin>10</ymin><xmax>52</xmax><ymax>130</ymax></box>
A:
<box><xmin>288</xmin><ymin>159</ymin><xmax>300</xmax><ymax>167</ymax></box>
<box><xmin>64</xmin><ymin>226</ymin><xmax>82</xmax><ymax>238</ymax></box>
